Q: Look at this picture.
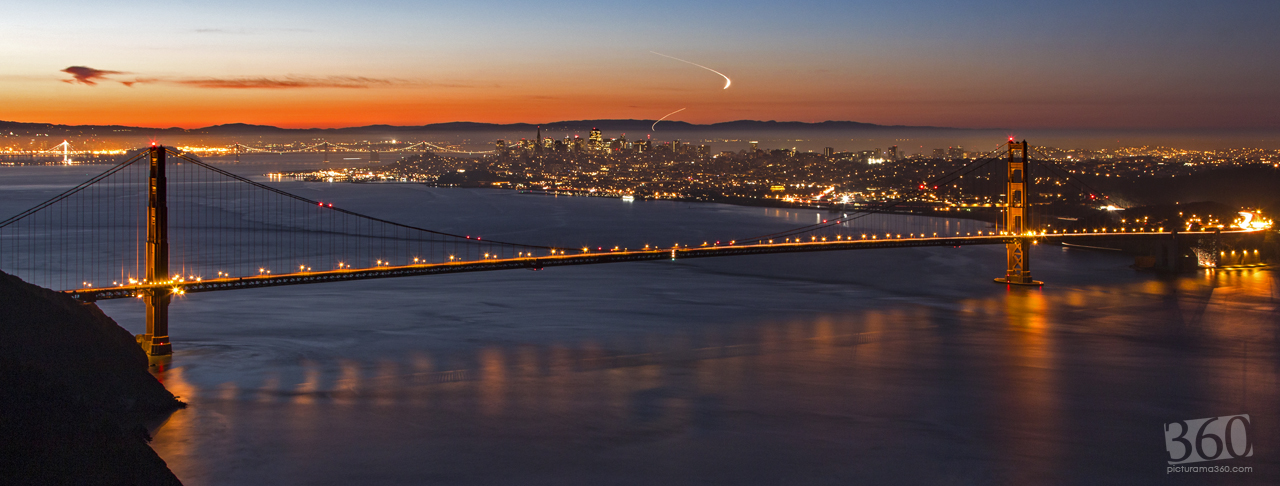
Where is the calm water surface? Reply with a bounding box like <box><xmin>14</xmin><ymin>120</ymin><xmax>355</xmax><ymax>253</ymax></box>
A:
<box><xmin>3</xmin><ymin>156</ymin><xmax>1277</xmax><ymax>485</ymax></box>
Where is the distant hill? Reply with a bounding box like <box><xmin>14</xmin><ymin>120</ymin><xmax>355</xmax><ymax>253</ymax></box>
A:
<box><xmin>0</xmin><ymin>120</ymin><xmax>183</xmax><ymax>134</ymax></box>
<box><xmin>0</xmin><ymin>119</ymin><xmax>983</xmax><ymax>137</ymax></box>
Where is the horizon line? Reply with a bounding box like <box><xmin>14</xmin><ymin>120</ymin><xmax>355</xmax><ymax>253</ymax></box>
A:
<box><xmin>4</xmin><ymin>118</ymin><xmax>1280</xmax><ymax>133</ymax></box>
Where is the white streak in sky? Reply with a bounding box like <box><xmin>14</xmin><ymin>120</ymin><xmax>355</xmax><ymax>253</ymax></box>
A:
<box><xmin>650</xmin><ymin>51</ymin><xmax>731</xmax><ymax>89</ymax></box>
<box><xmin>652</xmin><ymin>108</ymin><xmax>686</xmax><ymax>131</ymax></box>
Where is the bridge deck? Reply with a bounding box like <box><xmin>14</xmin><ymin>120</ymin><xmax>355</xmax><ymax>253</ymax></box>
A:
<box><xmin>66</xmin><ymin>231</ymin><xmax>1226</xmax><ymax>301</ymax></box>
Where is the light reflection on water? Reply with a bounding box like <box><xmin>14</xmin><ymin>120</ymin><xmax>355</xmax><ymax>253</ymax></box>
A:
<box><xmin>131</xmin><ymin>266</ymin><xmax>1278</xmax><ymax>485</ymax></box>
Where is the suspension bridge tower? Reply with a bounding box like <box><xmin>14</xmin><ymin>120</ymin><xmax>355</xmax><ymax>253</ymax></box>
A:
<box><xmin>994</xmin><ymin>140</ymin><xmax>1042</xmax><ymax>286</ymax></box>
<box><xmin>140</xmin><ymin>145</ymin><xmax>173</xmax><ymax>356</ymax></box>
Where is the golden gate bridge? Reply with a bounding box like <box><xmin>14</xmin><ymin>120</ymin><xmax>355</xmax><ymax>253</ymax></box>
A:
<box><xmin>0</xmin><ymin>140</ymin><xmax>1259</xmax><ymax>356</ymax></box>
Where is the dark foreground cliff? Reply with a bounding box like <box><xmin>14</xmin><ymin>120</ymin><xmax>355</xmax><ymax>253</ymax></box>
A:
<box><xmin>0</xmin><ymin>270</ymin><xmax>185</xmax><ymax>485</ymax></box>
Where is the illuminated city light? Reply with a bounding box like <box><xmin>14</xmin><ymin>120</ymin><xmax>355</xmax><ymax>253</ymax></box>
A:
<box><xmin>1235</xmin><ymin>211</ymin><xmax>1273</xmax><ymax>231</ymax></box>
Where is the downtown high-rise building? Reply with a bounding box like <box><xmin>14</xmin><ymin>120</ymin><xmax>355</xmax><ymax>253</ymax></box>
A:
<box><xmin>588</xmin><ymin>128</ymin><xmax>603</xmax><ymax>151</ymax></box>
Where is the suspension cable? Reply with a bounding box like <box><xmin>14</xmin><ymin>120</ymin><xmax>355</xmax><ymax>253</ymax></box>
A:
<box><xmin>735</xmin><ymin>144</ymin><xmax>1011</xmax><ymax>244</ymax></box>
<box><xmin>169</xmin><ymin>149</ymin><xmax>561</xmax><ymax>251</ymax></box>
<box><xmin>0</xmin><ymin>151</ymin><xmax>148</xmax><ymax>228</ymax></box>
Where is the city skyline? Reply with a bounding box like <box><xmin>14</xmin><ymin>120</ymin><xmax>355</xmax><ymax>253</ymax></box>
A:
<box><xmin>3</xmin><ymin>1</ymin><xmax>1279</xmax><ymax>130</ymax></box>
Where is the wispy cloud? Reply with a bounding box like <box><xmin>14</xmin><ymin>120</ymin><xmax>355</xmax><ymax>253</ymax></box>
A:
<box><xmin>60</xmin><ymin>68</ymin><xmax>473</xmax><ymax>90</ymax></box>
<box><xmin>172</xmin><ymin>76</ymin><xmax>393</xmax><ymax>89</ymax></box>
<box><xmin>120</xmin><ymin>77</ymin><xmax>159</xmax><ymax>88</ymax></box>
<box><xmin>61</xmin><ymin>66</ymin><xmax>128</xmax><ymax>85</ymax></box>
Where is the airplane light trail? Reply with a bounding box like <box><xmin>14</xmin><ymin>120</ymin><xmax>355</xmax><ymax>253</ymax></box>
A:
<box><xmin>652</xmin><ymin>108</ymin><xmax>687</xmax><ymax>131</ymax></box>
<box><xmin>650</xmin><ymin>51</ymin><xmax>731</xmax><ymax>89</ymax></box>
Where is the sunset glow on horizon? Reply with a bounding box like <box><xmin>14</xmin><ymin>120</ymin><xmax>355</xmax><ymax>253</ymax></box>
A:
<box><xmin>4</xmin><ymin>0</ymin><xmax>1279</xmax><ymax>130</ymax></box>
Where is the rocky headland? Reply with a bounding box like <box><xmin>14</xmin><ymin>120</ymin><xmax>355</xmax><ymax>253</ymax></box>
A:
<box><xmin>0</xmin><ymin>270</ymin><xmax>185</xmax><ymax>485</ymax></box>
